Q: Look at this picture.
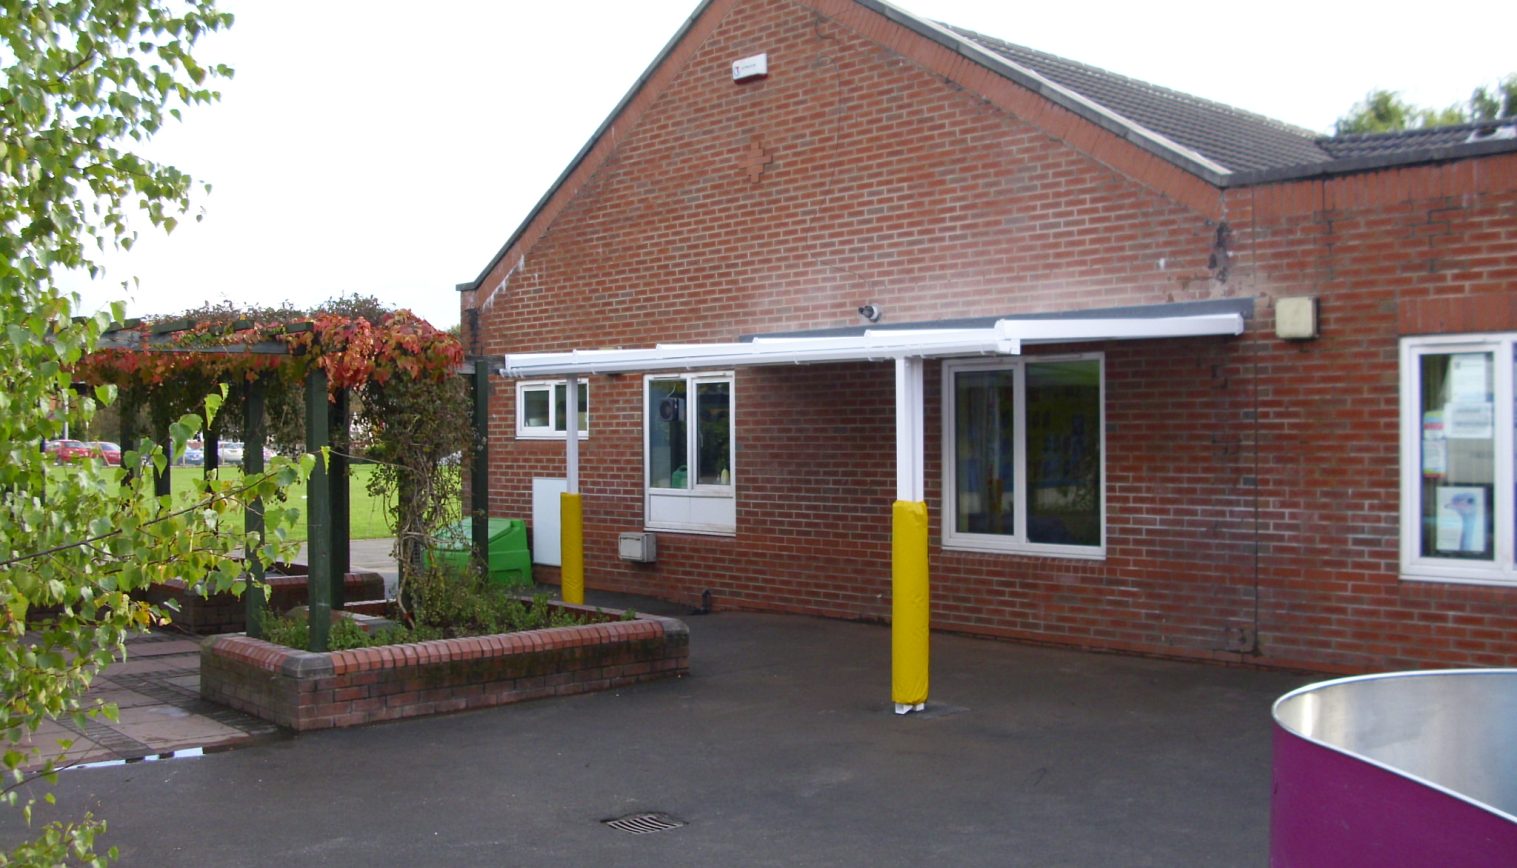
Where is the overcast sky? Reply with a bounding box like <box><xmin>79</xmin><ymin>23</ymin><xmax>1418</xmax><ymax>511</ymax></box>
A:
<box><xmin>60</xmin><ymin>0</ymin><xmax>1516</xmax><ymax>331</ymax></box>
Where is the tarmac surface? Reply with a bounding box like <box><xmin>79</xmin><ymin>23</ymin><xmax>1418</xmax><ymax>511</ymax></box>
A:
<box><xmin>3</xmin><ymin>576</ymin><xmax>1315</xmax><ymax>867</ymax></box>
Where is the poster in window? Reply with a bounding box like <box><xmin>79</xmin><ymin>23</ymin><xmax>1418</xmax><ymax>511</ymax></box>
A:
<box><xmin>1422</xmin><ymin>439</ymin><xmax>1447</xmax><ymax>477</ymax></box>
<box><xmin>1435</xmin><ymin>485</ymin><xmax>1486</xmax><ymax>554</ymax></box>
<box><xmin>1445</xmin><ymin>401</ymin><xmax>1494</xmax><ymax>440</ymax></box>
<box><xmin>1421</xmin><ymin>409</ymin><xmax>1446</xmax><ymax>477</ymax></box>
<box><xmin>1449</xmin><ymin>353</ymin><xmax>1488</xmax><ymax>402</ymax></box>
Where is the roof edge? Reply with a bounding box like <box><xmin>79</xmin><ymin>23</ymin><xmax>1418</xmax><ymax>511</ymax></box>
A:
<box><xmin>467</xmin><ymin>1</ymin><xmax>719</xmax><ymax>292</ymax></box>
<box><xmin>1222</xmin><ymin>136</ymin><xmax>1517</xmax><ymax>187</ymax></box>
<box><xmin>859</xmin><ymin>0</ymin><xmax>1517</xmax><ymax>189</ymax></box>
<box><xmin>854</xmin><ymin>0</ymin><xmax>1235</xmax><ymax>185</ymax></box>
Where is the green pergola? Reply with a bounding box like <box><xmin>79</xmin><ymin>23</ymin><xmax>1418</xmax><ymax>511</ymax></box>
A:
<box><xmin>93</xmin><ymin>318</ymin><xmax>493</xmax><ymax>651</ymax></box>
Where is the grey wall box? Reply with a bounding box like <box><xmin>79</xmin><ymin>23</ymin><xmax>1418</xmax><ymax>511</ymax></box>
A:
<box><xmin>1276</xmin><ymin>296</ymin><xmax>1319</xmax><ymax>340</ymax></box>
<box><xmin>619</xmin><ymin>532</ymin><xmax>657</xmax><ymax>563</ymax></box>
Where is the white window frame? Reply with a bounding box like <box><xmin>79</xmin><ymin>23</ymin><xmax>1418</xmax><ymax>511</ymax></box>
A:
<box><xmin>643</xmin><ymin>371</ymin><xmax>735</xmax><ymax>535</ymax></box>
<box><xmin>941</xmin><ymin>353</ymin><xmax>1106</xmax><ymax>559</ymax></box>
<box><xmin>1399</xmin><ymin>333</ymin><xmax>1516</xmax><ymax>586</ymax></box>
<box><xmin>515</xmin><ymin>379</ymin><xmax>589</xmax><ymax>440</ymax></box>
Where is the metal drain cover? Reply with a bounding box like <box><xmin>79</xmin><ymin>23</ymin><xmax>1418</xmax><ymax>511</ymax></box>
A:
<box><xmin>603</xmin><ymin>812</ymin><xmax>686</xmax><ymax>835</ymax></box>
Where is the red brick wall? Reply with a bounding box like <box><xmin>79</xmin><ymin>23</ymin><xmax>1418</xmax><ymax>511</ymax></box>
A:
<box><xmin>1226</xmin><ymin>155</ymin><xmax>1517</xmax><ymax>671</ymax></box>
<box><xmin>471</xmin><ymin>0</ymin><xmax>1517</xmax><ymax>673</ymax></box>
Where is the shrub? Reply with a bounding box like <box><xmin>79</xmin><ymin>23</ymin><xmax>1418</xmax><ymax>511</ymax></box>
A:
<box><xmin>257</xmin><ymin>565</ymin><xmax>609</xmax><ymax>651</ymax></box>
<box><xmin>405</xmin><ymin>564</ymin><xmax>593</xmax><ymax>638</ymax></box>
<box><xmin>261</xmin><ymin>609</ymin><xmax>444</xmax><ymax>650</ymax></box>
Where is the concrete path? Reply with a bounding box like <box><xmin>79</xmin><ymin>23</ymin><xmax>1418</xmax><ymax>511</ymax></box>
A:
<box><xmin>295</xmin><ymin>536</ymin><xmax>400</xmax><ymax>597</ymax></box>
<box><xmin>2</xmin><ymin>590</ymin><xmax>1315</xmax><ymax>866</ymax></box>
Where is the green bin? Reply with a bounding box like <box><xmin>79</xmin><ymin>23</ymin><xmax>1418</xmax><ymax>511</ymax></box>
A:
<box><xmin>424</xmin><ymin>518</ymin><xmax>532</xmax><ymax>588</ymax></box>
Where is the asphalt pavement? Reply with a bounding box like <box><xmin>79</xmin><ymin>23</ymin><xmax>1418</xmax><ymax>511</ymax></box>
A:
<box><xmin>1</xmin><ymin>589</ymin><xmax>1313</xmax><ymax>867</ymax></box>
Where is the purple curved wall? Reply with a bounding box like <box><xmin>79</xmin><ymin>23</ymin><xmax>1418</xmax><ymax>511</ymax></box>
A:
<box><xmin>1271</xmin><ymin>670</ymin><xmax>1517</xmax><ymax>866</ymax></box>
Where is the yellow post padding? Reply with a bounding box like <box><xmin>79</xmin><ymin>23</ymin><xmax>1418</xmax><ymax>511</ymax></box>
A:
<box><xmin>892</xmin><ymin>499</ymin><xmax>930</xmax><ymax>707</ymax></box>
<box><xmin>560</xmin><ymin>492</ymin><xmax>585</xmax><ymax>605</ymax></box>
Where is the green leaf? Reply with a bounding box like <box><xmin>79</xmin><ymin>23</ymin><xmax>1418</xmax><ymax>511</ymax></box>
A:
<box><xmin>204</xmin><ymin>386</ymin><xmax>225</xmax><ymax>423</ymax></box>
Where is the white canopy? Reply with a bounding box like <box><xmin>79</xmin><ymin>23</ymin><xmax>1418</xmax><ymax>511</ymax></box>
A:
<box><xmin>498</xmin><ymin>312</ymin><xmax>1244</xmax><ymax>378</ymax></box>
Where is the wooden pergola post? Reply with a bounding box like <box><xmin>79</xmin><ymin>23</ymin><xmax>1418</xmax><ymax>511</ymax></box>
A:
<box><xmin>329</xmin><ymin>388</ymin><xmax>350</xmax><ymax>610</ymax></box>
<box><xmin>150</xmin><ymin>395</ymin><xmax>171</xmax><ymax>498</ymax></box>
<box><xmin>305</xmin><ymin>366</ymin><xmax>333</xmax><ymax>652</ymax></box>
<box><xmin>119</xmin><ymin>387</ymin><xmax>139</xmax><ymax>487</ymax></box>
<box><xmin>243</xmin><ymin>378</ymin><xmax>268</xmax><ymax>639</ymax></box>
<box><xmin>470</xmin><ymin>360</ymin><xmax>490</xmax><ymax>571</ymax></box>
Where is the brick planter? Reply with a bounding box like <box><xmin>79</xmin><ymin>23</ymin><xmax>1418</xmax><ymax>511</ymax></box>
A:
<box><xmin>200</xmin><ymin>603</ymin><xmax>689</xmax><ymax>731</ymax></box>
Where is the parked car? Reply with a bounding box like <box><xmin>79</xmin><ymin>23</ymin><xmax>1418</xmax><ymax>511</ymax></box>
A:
<box><xmin>206</xmin><ymin>442</ymin><xmax>278</xmax><ymax>466</ymax></box>
<box><xmin>51</xmin><ymin>439</ymin><xmax>91</xmax><ymax>462</ymax></box>
<box><xmin>86</xmin><ymin>441</ymin><xmax>122</xmax><ymax>465</ymax></box>
<box><xmin>219</xmin><ymin>441</ymin><xmax>245</xmax><ymax>463</ymax></box>
<box><xmin>183</xmin><ymin>446</ymin><xmax>205</xmax><ymax>466</ymax></box>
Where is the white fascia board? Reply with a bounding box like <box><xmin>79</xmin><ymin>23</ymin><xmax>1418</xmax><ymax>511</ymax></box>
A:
<box><xmin>501</xmin><ymin>334</ymin><xmax>1019</xmax><ymax>377</ymax></box>
<box><xmin>498</xmin><ymin>312</ymin><xmax>1242</xmax><ymax>378</ymax></box>
<box><xmin>1002</xmin><ymin>313</ymin><xmax>1244</xmax><ymax>344</ymax></box>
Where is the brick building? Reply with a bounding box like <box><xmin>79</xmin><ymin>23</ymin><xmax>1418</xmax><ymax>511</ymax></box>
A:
<box><xmin>461</xmin><ymin>0</ymin><xmax>1517</xmax><ymax>676</ymax></box>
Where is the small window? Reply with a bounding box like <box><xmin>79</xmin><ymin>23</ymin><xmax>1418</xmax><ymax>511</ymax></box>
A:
<box><xmin>645</xmin><ymin>372</ymin><xmax>734</xmax><ymax>534</ymax></box>
<box><xmin>942</xmin><ymin>354</ymin><xmax>1104</xmax><ymax>558</ymax></box>
<box><xmin>1400</xmin><ymin>335</ymin><xmax>1515</xmax><ymax>585</ymax></box>
<box><xmin>515</xmin><ymin>380</ymin><xmax>589</xmax><ymax>439</ymax></box>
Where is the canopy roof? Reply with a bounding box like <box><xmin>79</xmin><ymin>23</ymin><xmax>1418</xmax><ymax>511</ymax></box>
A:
<box><xmin>500</xmin><ymin>308</ymin><xmax>1244</xmax><ymax>378</ymax></box>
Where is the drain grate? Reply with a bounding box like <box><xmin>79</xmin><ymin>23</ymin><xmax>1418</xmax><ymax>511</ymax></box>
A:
<box><xmin>603</xmin><ymin>812</ymin><xmax>686</xmax><ymax>835</ymax></box>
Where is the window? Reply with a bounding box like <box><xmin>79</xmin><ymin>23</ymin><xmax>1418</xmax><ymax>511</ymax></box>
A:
<box><xmin>1400</xmin><ymin>334</ymin><xmax>1516</xmax><ymax>585</ymax></box>
<box><xmin>515</xmin><ymin>380</ymin><xmax>589</xmax><ymax>439</ymax></box>
<box><xmin>644</xmin><ymin>372</ymin><xmax>734</xmax><ymax>534</ymax></box>
<box><xmin>942</xmin><ymin>354</ymin><xmax>1104</xmax><ymax>557</ymax></box>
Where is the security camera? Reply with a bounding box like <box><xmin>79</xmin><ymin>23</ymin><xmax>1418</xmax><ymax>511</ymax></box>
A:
<box><xmin>857</xmin><ymin>304</ymin><xmax>883</xmax><ymax>323</ymax></box>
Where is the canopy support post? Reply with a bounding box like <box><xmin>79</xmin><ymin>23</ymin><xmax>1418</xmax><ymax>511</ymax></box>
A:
<box><xmin>893</xmin><ymin>356</ymin><xmax>929</xmax><ymax>715</ymax></box>
<box><xmin>561</xmin><ymin>374</ymin><xmax>584</xmax><ymax>605</ymax></box>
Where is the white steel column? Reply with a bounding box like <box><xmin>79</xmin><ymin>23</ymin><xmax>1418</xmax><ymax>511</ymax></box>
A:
<box><xmin>895</xmin><ymin>358</ymin><xmax>924</xmax><ymax>501</ymax></box>
<box><xmin>564</xmin><ymin>374</ymin><xmax>580</xmax><ymax>494</ymax></box>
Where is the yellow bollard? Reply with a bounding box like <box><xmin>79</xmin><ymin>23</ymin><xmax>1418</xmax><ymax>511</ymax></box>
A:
<box><xmin>892</xmin><ymin>499</ymin><xmax>929</xmax><ymax>711</ymax></box>
<box><xmin>560</xmin><ymin>492</ymin><xmax>585</xmax><ymax>605</ymax></box>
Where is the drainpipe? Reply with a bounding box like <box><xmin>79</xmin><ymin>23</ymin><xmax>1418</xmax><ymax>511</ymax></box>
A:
<box><xmin>560</xmin><ymin>374</ymin><xmax>585</xmax><ymax>605</ymax></box>
<box><xmin>893</xmin><ymin>357</ymin><xmax>928</xmax><ymax>714</ymax></box>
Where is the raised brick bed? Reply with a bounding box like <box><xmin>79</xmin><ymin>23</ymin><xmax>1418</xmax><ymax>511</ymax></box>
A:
<box><xmin>200</xmin><ymin>603</ymin><xmax>689</xmax><ymax>731</ymax></box>
<box><xmin>147</xmin><ymin>571</ymin><xmax>388</xmax><ymax>635</ymax></box>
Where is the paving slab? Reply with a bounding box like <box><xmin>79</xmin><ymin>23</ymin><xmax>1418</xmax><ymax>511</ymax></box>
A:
<box><xmin>15</xmin><ymin>539</ymin><xmax>401</xmax><ymax>775</ymax></box>
<box><xmin>0</xmin><ymin>593</ymin><xmax>1315</xmax><ymax>866</ymax></box>
<box><xmin>14</xmin><ymin>630</ymin><xmax>279</xmax><ymax>774</ymax></box>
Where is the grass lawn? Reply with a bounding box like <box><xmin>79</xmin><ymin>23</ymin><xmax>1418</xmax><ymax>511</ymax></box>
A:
<box><xmin>167</xmin><ymin>462</ymin><xmax>395</xmax><ymax>541</ymax></box>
